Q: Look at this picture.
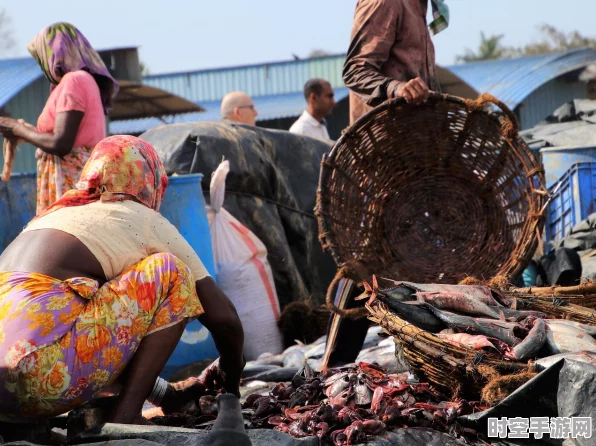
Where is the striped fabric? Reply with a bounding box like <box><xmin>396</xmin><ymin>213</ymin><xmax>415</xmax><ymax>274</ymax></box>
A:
<box><xmin>429</xmin><ymin>0</ymin><xmax>450</xmax><ymax>35</ymax></box>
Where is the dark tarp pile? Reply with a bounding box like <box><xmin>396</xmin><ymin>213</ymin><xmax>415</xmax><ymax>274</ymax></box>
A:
<box><xmin>140</xmin><ymin>121</ymin><xmax>337</xmax><ymax>311</ymax></box>
<box><xmin>462</xmin><ymin>359</ymin><xmax>596</xmax><ymax>446</ymax></box>
<box><xmin>550</xmin><ymin>213</ymin><xmax>596</xmax><ymax>280</ymax></box>
<box><xmin>521</xmin><ymin>99</ymin><xmax>596</xmax><ymax>151</ymax></box>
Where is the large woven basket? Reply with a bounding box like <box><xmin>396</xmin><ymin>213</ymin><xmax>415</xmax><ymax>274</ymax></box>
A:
<box><xmin>367</xmin><ymin>299</ymin><xmax>596</xmax><ymax>400</ymax></box>
<box><xmin>316</xmin><ymin>93</ymin><xmax>547</xmax><ymax>285</ymax></box>
<box><xmin>507</xmin><ymin>283</ymin><xmax>596</xmax><ymax>310</ymax></box>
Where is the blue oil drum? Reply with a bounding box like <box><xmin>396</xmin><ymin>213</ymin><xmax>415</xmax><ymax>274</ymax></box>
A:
<box><xmin>0</xmin><ymin>172</ymin><xmax>37</xmax><ymax>253</ymax></box>
<box><xmin>0</xmin><ymin>172</ymin><xmax>217</xmax><ymax>377</ymax></box>
<box><xmin>159</xmin><ymin>174</ymin><xmax>219</xmax><ymax>378</ymax></box>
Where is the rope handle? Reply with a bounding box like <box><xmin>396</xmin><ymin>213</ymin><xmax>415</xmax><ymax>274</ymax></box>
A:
<box><xmin>465</xmin><ymin>93</ymin><xmax>520</xmax><ymax>137</ymax></box>
<box><xmin>325</xmin><ymin>267</ymin><xmax>369</xmax><ymax>319</ymax></box>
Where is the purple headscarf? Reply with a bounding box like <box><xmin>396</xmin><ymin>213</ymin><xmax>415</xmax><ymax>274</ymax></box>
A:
<box><xmin>27</xmin><ymin>22</ymin><xmax>119</xmax><ymax>114</ymax></box>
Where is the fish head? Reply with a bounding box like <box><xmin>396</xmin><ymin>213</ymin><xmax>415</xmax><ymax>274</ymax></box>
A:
<box><xmin>325</xmin><ymin>373</ymin><xmax>352</xmax><ymax>398</ymax></box>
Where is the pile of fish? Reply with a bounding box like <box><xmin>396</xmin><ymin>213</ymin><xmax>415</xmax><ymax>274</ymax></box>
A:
<box><xmin>242</xmin><ymin>361</ymin><xmax>486</xmax><ymax>445</ymax></box>
<box><xmin>241</xmin><ymin>325</ymin><xmax>395</xmax><ymax>387</ymax></box>
<box><xmin>365</xmin><ymin>277</ymin><xmax>596</xmax><ymax>367</ymax></box>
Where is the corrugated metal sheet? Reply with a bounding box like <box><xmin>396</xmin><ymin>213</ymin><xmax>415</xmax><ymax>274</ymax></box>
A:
<box><xmin>446</xmin><ymin>49</ymin><xmax>596</xmax><ymax>110</ymax></box>
<box><xmin>0</xmin><ymin>57</ymin><xmax>43</xmax><ymax>108</ymax></box>
<box><xmin>109</xmin><ymin>88</ymin><xmax>350</xmax><ymax>135</ymax></box>
<box><xmin>143</xmin><ymin>55</ymin><xmax>346</xmax><ymax>103</ymax></box>
<box><xmin>518</xmin><ymin>78</ymin><xmax>588</xmax><ymax>129</ymax></box>
<box><xmin>0</xmin><ymin>77</ymin><xmax>50</xmax><ymax>174</ymax></box>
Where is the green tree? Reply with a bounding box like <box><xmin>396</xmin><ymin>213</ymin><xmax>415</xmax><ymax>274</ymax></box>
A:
<box><xmin>0</xmin><ymin>9</ymin><xmax>16</xmax><ymax>57</ymax></box>
<box><xmin>518</xmin><ymin>25</ymin><xmax>596</xmax><ymax>55</ymax></box>
<box><xmin>308</xmin><ymin>49</ymin><xmax>332</xmax><ymax>59</ymax></box>
<box><xmin>139</xmin><ymin>61</ymin><xmax>150</xmax><ymax>76</ymax></box>
<box><xmin>456</xmin><ymin>32</ymin><xmax>510</xmax><ymax>63</ymax></box>
<box><xmin>456</xmin><ymin>26</ymin><xmax>596</xmax><ymax>64</ymax></box>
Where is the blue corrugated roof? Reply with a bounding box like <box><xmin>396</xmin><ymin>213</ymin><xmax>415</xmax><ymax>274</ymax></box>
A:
<box><xmin>4</xmin><ymin>49</ymin><xmax>596</xmax><ymax>134</ymax></box>
<box><xmin>446</xmin><ymin>48</ymin><xmax>596</xmax><ymax>109</ymax></box>
<box><xmin>109</xmin><ymin>87</ymin><xmax>350</xmax><ymax>135</ymax></box>
<box><xmin>0</xmin><ymin>57</ymin><xmax>43</xmax><ymax>108</ymax></box>
<box><xmin>142</xmin><ymin>54</ymin><xmax>346</xmax><ymax>103</ymax></box>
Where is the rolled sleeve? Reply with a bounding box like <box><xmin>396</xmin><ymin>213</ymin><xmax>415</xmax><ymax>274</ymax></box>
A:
<box><xmin>342</xmin><ymin>0</ymin><xmax>401</xmax><ymax>107</ymax></box>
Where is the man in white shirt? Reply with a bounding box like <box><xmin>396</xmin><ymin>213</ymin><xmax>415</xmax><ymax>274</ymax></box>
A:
<box><xmin>289</xmin><ymin>79</ymin><xmax>336</xmax><ymax>140</ymax></box>
<box><xmin>221</xmin><ymin>91</ymin><xmax>258</xmax><ymax>126</ymax></box>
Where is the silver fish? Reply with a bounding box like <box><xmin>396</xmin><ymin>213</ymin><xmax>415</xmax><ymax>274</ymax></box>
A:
<box><xmin>498</xmin><ymin>308</ymin><xmax>547</xmax><ymax>322</ymax></box>
<box><xmin>377</xmin><ymin>337</ymin><xmax>394</xmax><ymax>348</ymax></box>
<box><xmin>508</xmin><ymin>318</ymin><xmax>546</xmax><ymax>361</ymax></box>
<box><xmin>324</xmin><ymin>372</ymin><xmax>353</xmax><ymax>398</ymax></box>
<box><xmin>242</xmin><ymin>365</ymin><xmax>281</xmax><ymax>378</ymax></box>
<box><xmin>424</xmin><ymin>305</ymin><xmax>524</xmax><ymax>346</ymax></box>
<box><xmin>356</xmin><ymin>345</ymin><xmax>395</xmax><ymax>363</ymax></box>
<box><xmin>305</xmin><ymin>342</ymin><xmax>326</xmax><ymax>359</ymax></box>
<box><xmin>354</xmin><ymin>373</ymin><xmax>373</xmax><ymax>405</ymax></box>
<box><xmin>381</xmin><ymin>280</ymin><xmax>507</xmax><ymax>306</ymax></box>
<box><xmin>283</xmin><ymin>349</ymin><xmax>306</xmax><ymax>368</ymax></box>
<box><xmin>544</xmin><ymin>323</ymin><xmax>596</xmax><ymax>354</ymax></box>
<box><xmin>313</xmin><ymin>335</ymin><xmax>328</xmax><ymax>345</ymax></box>
<box><xmin>416</xmin><ymin>291</ymin><xmax>501</xmax><ymax>319</ymax></box>
<box><xmin>546</xmin><ymin>320</ymin><xmax>596</xmax><ymax>336</ymax></box>
<box><xmin>362</xmin><ymin>325</ymin><xmax>384</xmax><ymax>349</ymax></box>
<box><xmin>253</xmin><ymin>353</ymin><xmax>284</xmax><ymax>366</ymax></box>
<box><xmin>535</xmin><ymin>351</ymin><xmax>596</xmax><ymax>370</ymax></box>
<box><xmin>243</xmin><ymin>367</ymin><xmax>300</xmax><ymax>383</ymax></box>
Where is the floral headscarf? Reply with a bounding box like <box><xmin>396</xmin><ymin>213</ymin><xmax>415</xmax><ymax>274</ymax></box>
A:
<box><xmin>27</xmin><ymin>22</ymin><xmax>119</xmax><ymax>113</ymax></box>
<box><xmin>33</xmin><ymin>135</ymin><xmax>169</xmax><ymax>221</ymax></box>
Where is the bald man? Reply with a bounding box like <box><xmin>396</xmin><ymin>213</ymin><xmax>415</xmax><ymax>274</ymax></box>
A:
<box><xmin>221</xmin><ymin>92</ymin><xmax>258</xmax><ymax>126</ymax></box>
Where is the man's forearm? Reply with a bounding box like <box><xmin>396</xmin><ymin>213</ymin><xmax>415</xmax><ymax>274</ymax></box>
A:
<box><xmin>343</xmin><ymin>61</ymin><xmax>396</xmax><ymax>107</ymax></box>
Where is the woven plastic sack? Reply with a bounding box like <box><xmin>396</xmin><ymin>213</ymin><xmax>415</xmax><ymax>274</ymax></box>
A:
<box><xmin>207</xmin><ymin>160</ymin><xmax>283</xmax><ymax>360</ymax></box>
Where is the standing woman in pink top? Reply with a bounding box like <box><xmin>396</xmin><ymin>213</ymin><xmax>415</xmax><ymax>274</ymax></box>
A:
<box><xmin>0</xmin><ymin>23</ymin><xmax>118</xmax><ymax>214</ymax></box>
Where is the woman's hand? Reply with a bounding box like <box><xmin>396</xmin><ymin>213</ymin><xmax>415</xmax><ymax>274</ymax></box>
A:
<box><xmin>2</xmin><ymin>111</ymin><xmax>83</xmax><ymax>157</ymax></box>
<box><xmin>196</xmin><ymin>277</ymin><xmax>245</xmax><ymax>397</ymax></box>
<box><xmin>0</xmin><ymin>117</ymin><xmax>23</xmax><ymax>139</ymax></box>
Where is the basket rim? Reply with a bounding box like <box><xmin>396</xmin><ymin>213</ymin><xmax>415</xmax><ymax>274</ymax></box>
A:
<box><xmin>315</xmin><ymin>92</ymin><xmax>546</xmax><ymax>282</ymax></box>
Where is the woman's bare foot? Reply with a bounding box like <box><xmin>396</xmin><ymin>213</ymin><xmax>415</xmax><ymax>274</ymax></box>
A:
<box><xmin>159</xmin><ymin>377</ymin><xmax>208</xmax><ymax>414</ymax></box>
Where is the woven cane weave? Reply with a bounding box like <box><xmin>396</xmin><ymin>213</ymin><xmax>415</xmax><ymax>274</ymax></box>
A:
<box><xmin>316</xmin><ymin>93</ymin><xmax>547</xmax><ymax>284</ymax></box>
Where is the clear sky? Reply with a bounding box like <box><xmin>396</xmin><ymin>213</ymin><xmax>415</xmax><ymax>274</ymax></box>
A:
<box><xmin>2</xmin><ymin>0</ymin><xmax>595</xmax><ymax>74</ymax></box>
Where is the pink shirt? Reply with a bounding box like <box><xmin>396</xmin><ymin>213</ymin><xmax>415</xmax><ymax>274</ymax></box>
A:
<box><xmin>37</xmin><ymin>70</ymin><xmax>106</xmax><ymax>148</ymax></box>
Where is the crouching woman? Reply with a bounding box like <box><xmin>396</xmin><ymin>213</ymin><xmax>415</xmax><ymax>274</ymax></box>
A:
<box><xmin>0</xmin><ymin>135</ymin><xmax>244</xmax><ymax>424</ymax></box>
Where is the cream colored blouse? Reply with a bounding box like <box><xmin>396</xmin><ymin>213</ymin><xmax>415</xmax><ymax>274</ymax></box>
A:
<box><xmin>24</xmin><ymin>200</ymin><xmax>210</xmax><ymax>282</ymax></box>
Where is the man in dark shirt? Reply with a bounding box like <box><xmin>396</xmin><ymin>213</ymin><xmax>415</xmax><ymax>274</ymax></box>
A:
<box><xmin>322</xmin><ymin>0</ymin><xmax>449</xmax><ymax>369</ymax></box>
<box><xmin>343</xmin><ymin>0</ymin><xmax>448</xmax><ymax>123</ymax></box>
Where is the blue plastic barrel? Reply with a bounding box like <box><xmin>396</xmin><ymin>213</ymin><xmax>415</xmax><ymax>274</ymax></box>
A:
<box><xmin>159</xmin><ymin>174</ymin><xmax>219</xmax><ymax>378</ymax></box>
<box><xmin>540</xmin><ymin>145</ymin><xmax>596</xmax><ymax>188</ymax></box>
<box><xmin>522</xmin><ymin>262</ymin><xmax>538</xmax><ymax>287</ymax></box>
<box><xmin>546</xmin><ymin>162</ymin><xmax>596</xmax><ymax>242</ymax></box>
<box><xmin>0</xmin><ymin>172</ymin><xmax>37</xmax><ymax>253</ymax></box>
<box><xmin>0</xmin><ymin>172</ymin><xmax>217</xmax><ymax>377</ymax></box>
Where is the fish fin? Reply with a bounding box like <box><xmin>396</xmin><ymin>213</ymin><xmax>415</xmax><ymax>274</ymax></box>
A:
<box><xmin>355</xmin><ymin>276</ymin><xmax>377</xmax><ymax>305</ymax></box>
<box><xmin>379</xmin><ymin>276</ymin><xmax>399</xmax><ymax>285</ymax></box>
<box><xmin>361</xmin><ymin>277</ymin><xmax>379</xmax><ymax>305</ymax></box>
<box><xmin>363</xmin><ymin>280</ymin><xmax>372</xmax><ymax>294</ymax></box>
<box><xmin>354</xmin><ymin>291</ymin><xmax>369</xmax><ymax>301</ymax></box>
